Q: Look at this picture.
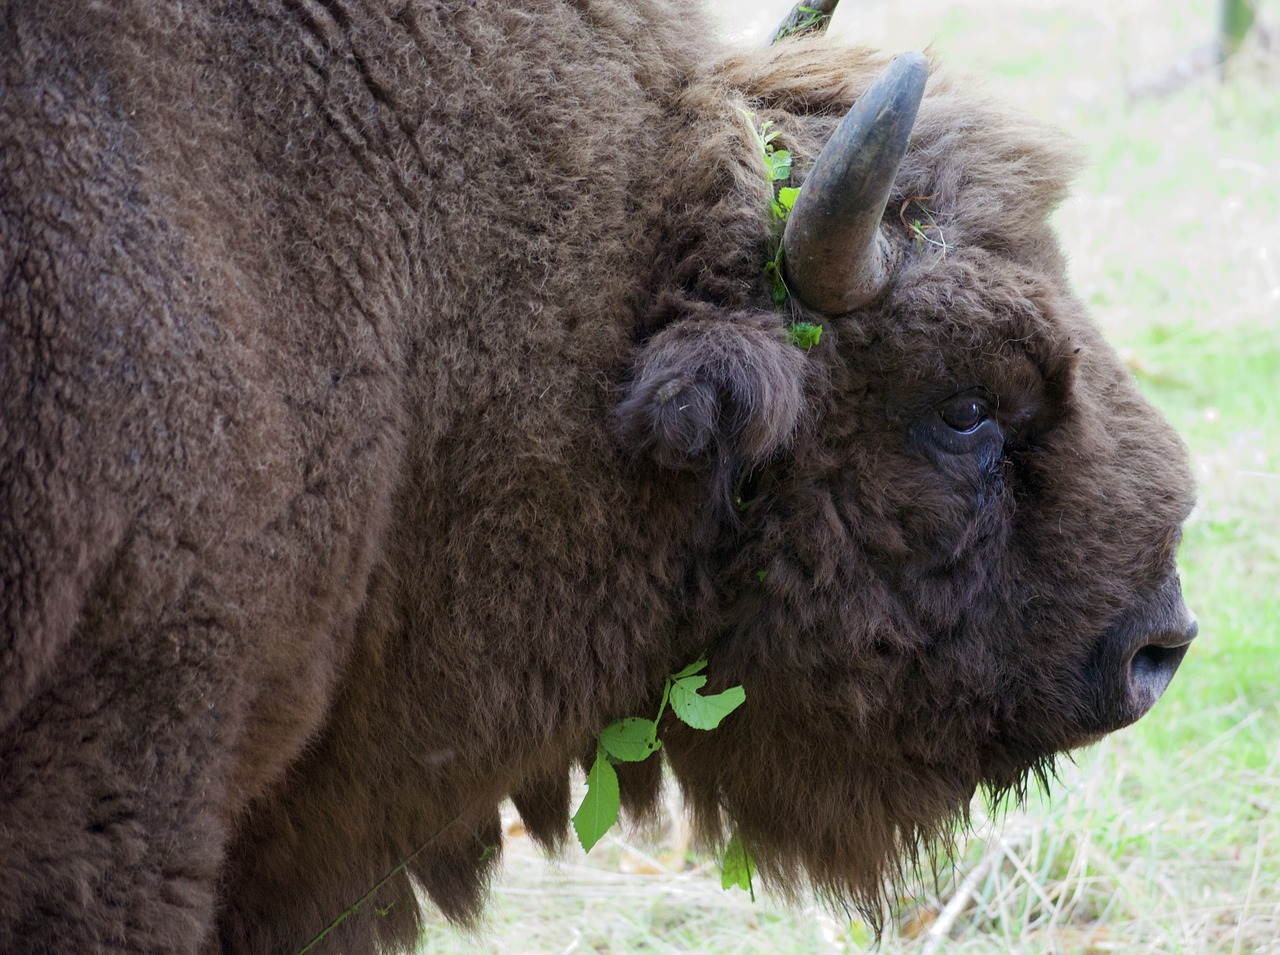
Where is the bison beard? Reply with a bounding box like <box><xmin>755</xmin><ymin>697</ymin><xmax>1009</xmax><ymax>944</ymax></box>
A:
<box><xmin>0</xmin><ymin>0</ymin><xmax>1196</xmax><ymax>953</ymax></box>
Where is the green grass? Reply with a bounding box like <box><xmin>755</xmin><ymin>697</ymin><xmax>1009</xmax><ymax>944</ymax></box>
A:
<box><xmin>414</xmin><ymin>1</ymin><xmax>1280</xmax><ymax>951</ymax></box>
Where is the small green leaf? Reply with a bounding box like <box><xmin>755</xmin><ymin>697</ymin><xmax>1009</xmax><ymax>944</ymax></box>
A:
<box><xmin>777</xmin><ymin>186</ymin><xmax>800</xmax><ymax>213</ymax></box>
<box><xmin>767</xmin><ymin>149</ymin><xmax>792</xmax><ymax>182</ymax></box>
<box><xmin>785</xmin><ymin>322</ymin><xmax>823</xmax><ymax>350</ymax></box>
<box><xmin>670</xmin><ymin>657</ymin><xmax>708</xmax><ymax>680</ymax></box>
<box><xmin>673</xmin><ymin>673</ymin><xmax>707</xmax><ymax>693</ymax></box>
<box><xmin>756</xmin><ymin>570</ymin><xmax>768</xmax><ymax>582</ymax></box>
<box><xmin>765</xmin><ymin>259</ymin><xmax>788</xmax><ymax>307</ymax></box>
<box><xmin>671</xmin><ymin>679</ymin><xmax>746</xmax><ymax>731</ymax></box>
<box><xmin>721</xmin><ymin>833</ymin><xmax>757</xmax><ymax>900</ymax></box>
<box><xmin>600</xmin><ymin>717</ymin><xmax>661</xmax><ymax>762</ymax></box>
<box><xmin>572</xmin><ymin>752</ymin><xmax>620</xmax><ymax>853</ymax></box>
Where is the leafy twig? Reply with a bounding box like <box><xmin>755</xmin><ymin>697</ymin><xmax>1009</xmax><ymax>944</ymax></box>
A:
<box><xmin>741</xmin><ymin>109</ymin><xmax>800</xmax><ymax>308</ymax></box>
<box><xmin>572</xmin><ymin>658</ymin><xmax>746</xmax><ymax>853</ymax></box>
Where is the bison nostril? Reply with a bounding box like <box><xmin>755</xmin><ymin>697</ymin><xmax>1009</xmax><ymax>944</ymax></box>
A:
<box><xmin>1126</xmin><ymin>638</ymin><xmax>1192</xmax><ymax>717</ymax></box>
<box><xmin>1131</xmin><ymin>642</ymin><xmax>1186</xmax><ymax>682</ymax></box>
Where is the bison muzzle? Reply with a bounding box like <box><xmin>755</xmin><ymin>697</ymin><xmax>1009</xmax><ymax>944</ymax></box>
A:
<box><xmin>0</xmin><ymin>0</ymin><xmax>1196</xmax><ymax>952</ymax></box>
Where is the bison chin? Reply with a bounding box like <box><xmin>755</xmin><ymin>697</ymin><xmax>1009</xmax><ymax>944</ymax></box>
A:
<box><xmin>661</xmin><ymin>703</ymin><xmax>988</xmax><ymax>924</ymax></box>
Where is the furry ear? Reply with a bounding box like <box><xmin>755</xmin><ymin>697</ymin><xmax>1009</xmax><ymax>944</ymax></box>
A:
<box><xmin>614</xmin><ymin>313</ymin><xmax>808</xmax><ymax>470</ymax></box>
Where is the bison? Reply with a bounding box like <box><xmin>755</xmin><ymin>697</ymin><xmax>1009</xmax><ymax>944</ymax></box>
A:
<box><xmin>0</xmin><ymin>0</ymin><xmax>1197</xmax><ymax>951</ymax></box>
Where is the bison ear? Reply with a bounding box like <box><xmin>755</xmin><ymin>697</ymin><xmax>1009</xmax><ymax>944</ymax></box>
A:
<box><xmin>613</xmin><ymin>313</ymin><xmax>808</xmax><ymax>471</ymax></box>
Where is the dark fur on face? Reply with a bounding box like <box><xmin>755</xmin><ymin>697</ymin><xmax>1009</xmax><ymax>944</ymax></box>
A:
<box><xmin>1</xmin><ymin>1</ymin><xmax>1193</xmax><ymax>952</ymax></box>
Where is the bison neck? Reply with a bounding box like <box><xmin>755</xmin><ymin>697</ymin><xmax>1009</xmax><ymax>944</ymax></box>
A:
<box><xmin>211</xmin><ymin>0</ymin><xmax>741</xmax><ymax>945</ymax></box>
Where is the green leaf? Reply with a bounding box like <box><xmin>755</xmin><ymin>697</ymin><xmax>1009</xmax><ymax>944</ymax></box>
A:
<box><xmin>785</xmin><ymin>322</ymin><xmax>823</xmax><ymax>350</ymax></box>
<box><xmin>673</xmin><ymin>673</ymin><xmax>707</xmax><ymax>692</ymax></box>
<box><xmin>765</xmin><ymin>259</ymin><xmax>788</xmax><ymax>307</ymax></box>
<box><xmin>721</xmin><ymin>833</ymin><xmax>757</xmax><ymax>900</ymax></box>
<box><xmin>670</xmin><ymin>679</ymin><xmax>746</xmax><ymax>731</ymax></box>
<box><xmin>572</xmin><ymin>752</ymin><xmax>620</xmax><ymax>853</ymax></box>
<box><xmin>600</xmin><ymin>717</ymin><xmax>661</xmax><ymax>762</ymax></box>
<box><xmin>670</xmin><ymin>657</ymin><xmax>708</xmax><ymax>680</ymax></box>
<box><xmin>777</xmin><ymin>186</ymin><xmax>800</xmax><ymax>213</ymax></box>
<box><xmin>767</xmin><ymin>149</ymin><xmax>792</xmax><ymax>182</ymax></box>
<box><xmin>756</xmin><ymin>570</ymin><xmax>768</xmax><ymax>582</ymax></box>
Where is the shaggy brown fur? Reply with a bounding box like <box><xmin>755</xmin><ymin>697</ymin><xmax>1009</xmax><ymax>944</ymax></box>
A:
<box><xmin>0</xmin><ymin>1</ymin><xmax>1195</xmax><ymax>952</ymax></box>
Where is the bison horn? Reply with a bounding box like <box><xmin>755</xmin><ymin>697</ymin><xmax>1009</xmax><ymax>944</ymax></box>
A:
<box><xmin>768</xmin><ymin>0</ymin><xmax>840</xmax><ymax>44</ymax></box>
<box><xmin>781</xmin><ymin>51</ymin><xmax>928</xmax><ymax>315</ymax></box>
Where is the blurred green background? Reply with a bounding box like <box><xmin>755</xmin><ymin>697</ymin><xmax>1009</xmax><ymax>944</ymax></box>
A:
<box><xmin>418</xmin><ymin>1</ymin><xmax>1279</xmax><ymax>951</ymax></box>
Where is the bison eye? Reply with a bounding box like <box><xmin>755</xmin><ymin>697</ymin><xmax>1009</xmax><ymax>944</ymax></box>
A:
<box><xmin>912</xmin><ymin>391</ymin><xmax>1004</xmax><ymax>463</ymax></box>
<box><xmin>939</xmin><ymin>396</ymin><xmax>987</xmax><ymax>433</ymax></box>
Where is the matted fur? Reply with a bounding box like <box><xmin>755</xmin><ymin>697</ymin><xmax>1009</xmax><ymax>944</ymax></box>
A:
<box><xmin>0</xmin><ymin>1</ymin><xmax>1194</xmax><ymax>953</ymax></box>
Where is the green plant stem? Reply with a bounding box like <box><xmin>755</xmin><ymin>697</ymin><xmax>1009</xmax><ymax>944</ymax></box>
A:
<box><xmin>653</xmin><ymin>676</ymin><xmax>673</xmax><ymax>728</ymax></box>
<box><xmin>295</xmin><ymin>815</ymin><xmax>462</xmax><ymax>954</ymax></box>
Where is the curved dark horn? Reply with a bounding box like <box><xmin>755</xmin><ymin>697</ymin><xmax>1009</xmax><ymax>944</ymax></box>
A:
<box><xmin>768</xmin><ymin>0</ymin><xmax>839</xmax><ymax>44</ymax></box>
<box><xmin>781</xmin><ymin>51</ymin><xmax>928</xmax><ymax>314</ymax></box>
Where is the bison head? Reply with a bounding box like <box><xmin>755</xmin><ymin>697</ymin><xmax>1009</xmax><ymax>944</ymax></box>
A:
<box><xmin>615</xmin><ymin>49</ymin><xmax>1195</xmax><ymax>916</ymax></box>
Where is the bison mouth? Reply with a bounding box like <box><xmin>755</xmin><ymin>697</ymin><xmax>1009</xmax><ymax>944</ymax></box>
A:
<box><xmin>980</xmin><ymin>573</ymin><xmax>1196</xmax><ymax>789</ymax></box>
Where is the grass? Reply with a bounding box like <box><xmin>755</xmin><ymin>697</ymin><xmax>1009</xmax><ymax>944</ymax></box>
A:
<box><xmin>414</xmin><ymin>1</ymin><xmax>1280</xmax><ymax>951</ymax></box>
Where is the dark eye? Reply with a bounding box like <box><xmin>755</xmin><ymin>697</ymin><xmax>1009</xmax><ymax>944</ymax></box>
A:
<box><xmin>939</xmin><ymin>396</ymin><xmax>987</xmax><ymax>433</ymax></box>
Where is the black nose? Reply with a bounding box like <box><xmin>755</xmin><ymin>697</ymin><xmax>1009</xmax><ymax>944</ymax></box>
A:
<box><xmin>1127</xmin><ymin>616</ymin><xmax>1197</xmax><ymax>716</ymax></box>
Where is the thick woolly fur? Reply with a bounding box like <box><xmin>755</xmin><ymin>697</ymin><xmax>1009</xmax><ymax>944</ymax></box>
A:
<box><xmin>0</xmin><ymin>1</ymin><xmax>1196</xmax><ymax>952</ymax></box>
